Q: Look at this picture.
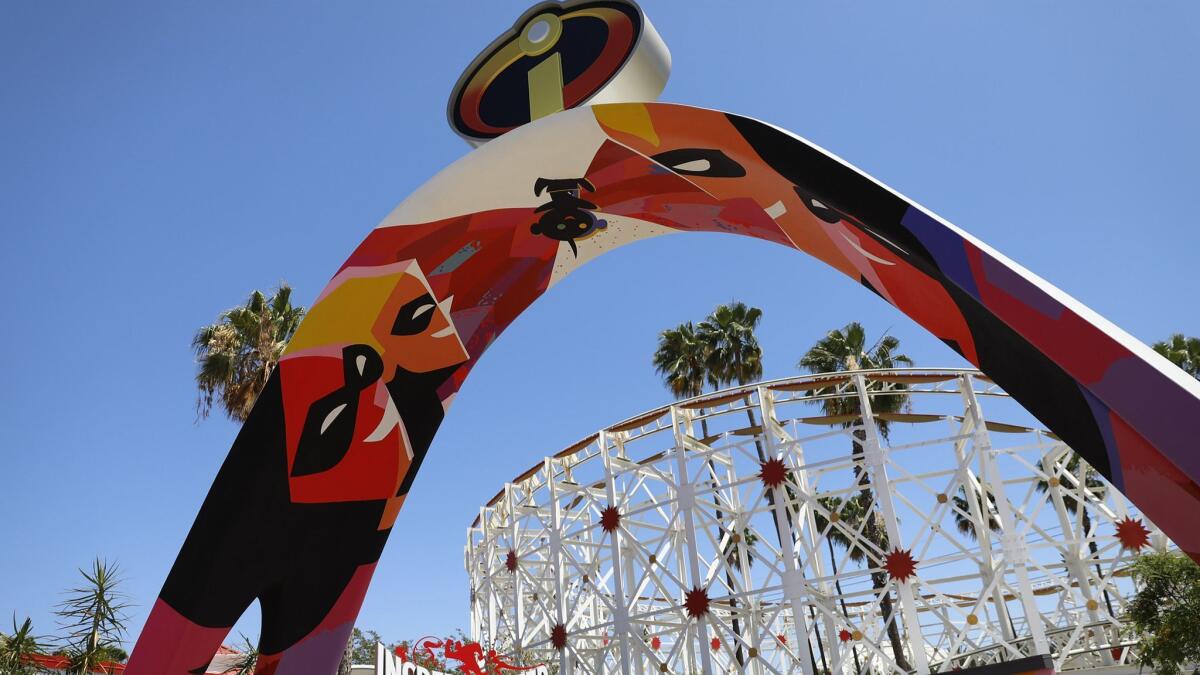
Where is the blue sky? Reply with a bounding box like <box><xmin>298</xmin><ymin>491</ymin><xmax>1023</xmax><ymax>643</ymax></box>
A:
<box><xmin>2</xmin><ymin>0</ymin><xmax>1198</xmax><ymax>651</ymax></box>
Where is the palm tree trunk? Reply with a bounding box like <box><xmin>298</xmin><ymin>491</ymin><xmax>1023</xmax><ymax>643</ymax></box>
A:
<box><xmin>745</xmin><ymin>399</ymin><xmax>793</xmax><ymax>536</ymax></box>
<box><xmin>701</xmin><ymin>411</ymin><xmax>747</xmax><ymax>668</ymax></box>
<box><xmin>810</xmin><ymin>604</ymin><xmax>829</xmax><ymax>674</ymax></box>
<box><xmin>745</xmin><ymin>397</ymin><xmax>793</xmax><ymax>668</ymax></box>
<box><xmin>851</xmin><ymin>429</ymin><xmax>912</xmax><ymax>672</ymax></box>
<box><xmin>726</xmin><ymin>568</ymin><xmax>746</xmax><ymax>668</ymax></box>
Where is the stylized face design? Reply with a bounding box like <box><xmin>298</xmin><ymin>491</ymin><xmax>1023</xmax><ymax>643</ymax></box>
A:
<box><xmin>589</xmin><ymin>104</ymin><xmax>979</xmax><ymax>363</ymax></box>
<box><xmin>279</xmin><ymin>260</ymin><xmax>469</xmax><ymax>506</ymax></box>
<box><xmin>368</xmin><ymin>265</ymin><xmax>467</xmax><ymax>375</ymax></box>
<box><xmin>287</xmin><ymin>259</ymin><xmax>469</xmax><ymax>375</ymax></box>
<box><xmin>592</xmin><ymin>104</ymin><xmax>861</xmax><ymax>277</ymax></box>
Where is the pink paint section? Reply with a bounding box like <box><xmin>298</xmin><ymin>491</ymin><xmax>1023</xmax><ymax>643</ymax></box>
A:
<box><xmin>315</xmin><ymin>259</ymin><xmax>418</xmax><ymax>304</ymax></box>
<box><xmin>125</xmin><ymin>599</ymin><xmax>232</xmax><ymax>675</ymax></box>
<box><xmin>817</xmin><ymin>218</ymin><xmax>897</xmax><ymax>306</ymax></box>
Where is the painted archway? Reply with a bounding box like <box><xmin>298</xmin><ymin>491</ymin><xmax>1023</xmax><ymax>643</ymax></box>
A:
<box><xmin>128</xmin><ymin>103</ymin><xmax>1200</xmax><ymax>673</ymax></box>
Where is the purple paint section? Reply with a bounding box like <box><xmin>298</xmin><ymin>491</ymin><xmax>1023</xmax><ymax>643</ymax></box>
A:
<box><xmin>277</xmin><ymin>620</ymin><xmax>355</xmax><ymax>674</ymax></box>
<box><xmin>900</xmin><ymin>207</ymin><xmax>979</xmax><ymax>300</ymax></box>
<box><xmin>977</xmin><ymin>253</ymin><xmax>1065</xmax><ymax>320</ymax></box>
<box><xmin>1078</xmin><ymin>385</ymin><xmax>1124</xmax><ymax>490</ymax></box>
<box><xmin>1090</xmin><ymin>356</ymin><xmax>1200</xmax><ymax>484</ymax></box>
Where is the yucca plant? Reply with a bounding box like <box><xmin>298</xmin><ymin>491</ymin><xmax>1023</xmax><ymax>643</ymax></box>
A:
<box><xmin>1</xmin><ymin>615</ymin><xmax>48</xmax><ymax>674</ymax></box>
<box><xmin>54</xmin><ymin>558</ymin><xmax>129</xmax><ymax>674</ymax></box>
<box><xmin>226</xmin><ymin>633</ymin><xmax>259</xmax><ymax>675</ymax></box>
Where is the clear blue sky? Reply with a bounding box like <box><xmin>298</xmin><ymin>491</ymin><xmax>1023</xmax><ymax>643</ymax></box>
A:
<box><xmin>2</xmin><ymin>0</ymin><xmax>1197</xmax><ymax>651</ymax></box>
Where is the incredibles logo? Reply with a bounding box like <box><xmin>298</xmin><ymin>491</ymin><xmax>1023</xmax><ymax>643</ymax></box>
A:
<box><xmin>447</xmin><ymin>0</ymin><xmax>667</xmax><ymax>145</ymax></box>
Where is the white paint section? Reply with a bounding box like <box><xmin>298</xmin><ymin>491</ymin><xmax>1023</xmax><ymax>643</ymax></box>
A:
<box><xmin>840</xmin><ymin>231</ymin><xmax>896</xmax><ymax>266</ymax></box>
<box><xmin>672</xmin><ymin>158</ymin><xmax>710</xmax><ymax>173</ymax></box>
<box><xmin>764</xmin><ymin>200</ymin><xmax>787</xmax><ymax>219</ymax></box>
<box><xmin>819</xmin><ymin>218</ymin><xmax>897</xmax><ymax>307</ymax></box>
<box><xmin>382</xmin><ymin>107</ymin><xmax>609</xmax><ymax>227</ymax></box>
<box><xmin>320</xmin><ymin>404</ymin><xmax>348</xmax><ymax>435</ymax></box>
<box><xmin>546</xmin><ymin>213</ymin><xmax>680</xmax><ymax>288</ymax></box>
<box><xmin>364</xmin><ymin>396</ymin><xmax>411</xmax><ymax>456</ymax></box>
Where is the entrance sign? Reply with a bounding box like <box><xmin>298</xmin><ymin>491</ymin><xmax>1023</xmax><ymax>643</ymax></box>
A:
<box><xmin>128</xmin><ymin>1</ymin><xmax>1200</xmax><ymax>672</ymax></box>
<box><xmin>375</xmin><ymin>642</ymin><xmax>549</xmax><ymax>675</ymax></box>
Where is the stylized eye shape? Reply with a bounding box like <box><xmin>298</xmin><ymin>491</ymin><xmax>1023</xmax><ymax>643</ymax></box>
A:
<box><xmin>794</xmin><ymin>186</ymin><xmax>843</xmax><ymax>224</ymax></box>
<box><xmin>650</xmin><ymin>148</ymin><xmax>746</xmax><ymax>177</ymax></box>
<box><xmin>391</xmin><ymin>292</ymin><xmax>437</xmax><ymax>336</ymax></box>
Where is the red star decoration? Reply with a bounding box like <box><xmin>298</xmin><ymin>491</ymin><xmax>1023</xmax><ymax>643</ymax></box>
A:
<box><xmin>776</xmin><ymin>634</ymin><xmax>787</xmax><ymax>645</ymax></box>
<box><xmin>838</xmin><ymin>629</ymin><xmax>852</xmax><ymax>643</ymax></box>
<box><xmin>1111</xmin><ymin>648</ymin><xmax>1124</xmax><ymax>662</ymax></box>
<box><xmin>551</xmin><ymin>623</ymin><xmax>567</xmax><ymax>650</ymax></box>
<box><xmin>759</xmin><ymin>457</ymin><xmax>789</xmax><ymax>489</ymax></box>
<box><xmin>1115</xmin><ymin>517</ymin><xmax>1151</xmax><ymax>551</ymax></box>
<box><xmin>600</xmin><ymin>505</ymin><xmax>621</xmax><ymax>533</ymax></box>
<box><xmin>505</xmin><ymin>550</ymin><xmax>518</xmax><ymax>573</ymax></box>
<box><xmin>884</xmin><ymin>547</ymin><xmax>918</xmax><ymax>582</ymax></box>
<box><xmin>684</xmin><ymin>586</ymin><xmax>711</xmax><ymax>619</ymax></box>
<box><xmin>650</xmin><ymin>636</ymin><xmax>661</xmax><ymax>651</ymax></box>
<box><xmin>710</xmin><ymin>637</ymin><xmax>721</xmax><ymax>651</ymax></box>
<box><xmin>602</xmin><ymin>636</ymin><xmax>609</xmax><ymax>646</ymax></box>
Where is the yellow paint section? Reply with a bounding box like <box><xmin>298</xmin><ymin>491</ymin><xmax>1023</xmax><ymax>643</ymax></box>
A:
<box><xmin>284</xmin><ymin>272</ymin><xmax>400</xmax><ymax>357</ymax></box>
<box><xmin>593</xmin><ymin>103</ymin><xmax>660</xmax><ymax>148</ymax></box>
<box><xmin>527</xmin><ymin>52</ymin><xmax>565</xmax><ymax>120</ymax></box>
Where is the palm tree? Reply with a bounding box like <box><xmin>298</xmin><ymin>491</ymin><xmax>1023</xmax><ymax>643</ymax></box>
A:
<box><xmin>799</xmin><ymin>322</ymin><xmax>913</xmax><ymax>671</ymax></box>
<box><xmin>654</xmin><ymin>306</ymin><xmax>767</xmax><ymax>667</ymax></box>
<box><xmin>697</xmin><ymin>302</ymin><xmax>764</xmax><ymax>392</ymax></box>
<box><xmin>54</xmin><ymin>558</ymin><xmax>129</xmax><ymax>675</ymax></box>
<box><xmin>1</xmin><ymin>615</ymin><xmax>47</xmax><ymax>674</ymax></box>
<box><xmin>1152</xmin><ymin>333</ymin><xmax>1200</xmax><ymax>379</ymax></box>
<box><xmin>653</xmin><ymin>322</ymin><xmax>708</xmax><ymax>400</ymax></box>
<box><xmin>654</xmin><ymin>318</ymin><xmax>743</xmax><ymax>664</ymax></box>
<box><xmin>194</xmin><ymin>285</ymin><xmax>305</xmax><ymax>422</ymax></box>
<box><xmin>722</xmin><ymin>527</ymin><xmax>759</xmax><ymax>570</ymax></box>
<box><xmin>811</xmin><ymin>494</ymin><xmax>877</xmax><ymax>674</ymax></box>
<box><xmin>951</xmin><ymin>485</ymin><xmax>1001</xmax><ymax>541</ymax></box>
<box><xmin>697</xmin><ymin>302</ymin><xmax>776</xmax><ymax>508</ymax></box>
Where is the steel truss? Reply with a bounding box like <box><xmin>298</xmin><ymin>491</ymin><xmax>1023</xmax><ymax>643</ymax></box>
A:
<box><xmin>465</xmin><ymin>369</ymin><xmax>1171</xmax><ymax>674</ymax></box>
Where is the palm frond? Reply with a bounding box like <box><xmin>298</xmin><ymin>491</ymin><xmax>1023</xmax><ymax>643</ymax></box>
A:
<box><xmin>193</xmin><ymin>285</ymin><xmax>305</xmax><ymax>423</ymax></box>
